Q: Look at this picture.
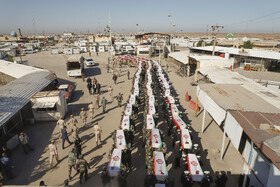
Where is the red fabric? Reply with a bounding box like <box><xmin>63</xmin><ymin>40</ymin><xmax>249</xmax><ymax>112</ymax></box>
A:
<box><xmin>185</xmin><ymin>92</ymin><xmax>190</xmax><ymax>101</ymax></box>
<box><xmin>189</xmin><ymin>101</ymin><xmax>199</xmax><ymax>111</ymax></box>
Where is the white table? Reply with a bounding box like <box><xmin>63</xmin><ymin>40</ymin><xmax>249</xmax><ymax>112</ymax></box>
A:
<box><xmin>167</xmin><ymin>96</ymin><xmax>175</xmax><ymax>104</ymax></box>
<box><xmin>146</xmin><ymin>114</ymin><xmax>155</xmax><ymax>129</ymax></box>
<box><xmin>129</xmin><ymin>95</ymin><xmax>136</xmax><ymax>105</ymax></box>
<box><xmin>148</xmin><ymin>103</ymin><xmax>156</xmax><ymax>115</ymax></box>
<box><xmin>124</xmin><ymin>104</ymin><xmax>133</xmax><ymax>116</ymax></box>
<box><xmin>149</xmin><ymin>95</ymin><xmax>155</xmax><ymax>104</ymax></box>
<box><xmin>153</xmin><ymin>151</ymin><xmax>168</xmax><ymax>181</ymax></box>
<box><xmin>187</xmin><ymin>154</ymin><xmax>204</xmax><ymax>182</ymax></box>
<box><xmin>121</xmin><ymin>115</ymin><xmax>130</xmax><ymax>130</ymax></box>
<box><xmin>115</xmin><ymin>130</ymin><xmax>127</xmax><ymax>150</ymax></box>
<box><xmin>108</xmin><ymin>148</ymin><xmax>122</xmax><ymax>177</ymax></box>
<box><xmin>147</xmin><ymin>87</ymin><xmax>153</xmax><ymax>96</ymax></box>
<box><xmin>170</xmin><ymin>104</ymin><xmax>179</xmax><ymax>116</ymax></box>
<box><xmin>181</xmin><ymin>129</ymin><xmax>192</xmax><ymax>149</ymax></box>
<box><xmin>151</xmin><ymin>128</ymin><xmax>162</xmax><ymax>149</ymax></box>
<box><xmin>172</xmin><ymin>115</ymin><xmax>187</xmax><ymax>130</ymax></box>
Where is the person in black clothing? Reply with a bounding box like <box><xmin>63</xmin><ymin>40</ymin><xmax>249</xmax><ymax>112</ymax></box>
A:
<box><xmin>86</xmin><ymin>77</ymin><xmax>91</xmax><ymax>84</ymax></box>
<box><xmin>0</xmin><ymin>146</ymin><xmax>12</xmax><ymax>158</ymax></box>
<box><xmin>101</xmin><ymin>166</ymin><xmax>111</xmax><ymax>186</ymax></box>
<box><xmin>96</xmin><ymin>83</ymin><xmax>101</xmax><ymax>95</ymax></box>
<box><xmin>61</xmin><ymin>126</ymin><xmax>72</xmax><ymax>149</ymax></box>
<box><xmin>87</xmin><ymin>82</ymin><xmax>92</xmax><ymax>95</ymax></box>
<box><xmin>215</xmin><ymin>171</ymin><xmax>228</xmax><ymax>187</ymax></box>
<box><xmin>74</xmin><ymin>136</ymin><xmax>82</xmax><ymax>158</ymax></box>
<box><xmin>121</xmin><ymin>149</ymin><xmax>131</xmax><ymax>170</ymax></box>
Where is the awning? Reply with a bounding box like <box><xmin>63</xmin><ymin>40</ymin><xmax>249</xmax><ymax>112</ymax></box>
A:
<box><xmin>32</xmin><ymin>102</ymin><xmax>56</xmax><ymax>109</ymax></box>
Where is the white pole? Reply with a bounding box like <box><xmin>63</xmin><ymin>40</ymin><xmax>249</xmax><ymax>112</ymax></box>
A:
<box><xmin>221</xmin><ymin>129</ymin><xmax>226</xmax><ymax>160</ymax></box>
<box><xmin>201</xmin><ymin>108</ymin><xmax>206</xmax><ymax>132</ymax></box>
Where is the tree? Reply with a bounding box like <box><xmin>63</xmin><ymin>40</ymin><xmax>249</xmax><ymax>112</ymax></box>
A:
<box><xmin>206</xmin><ymin>40</ymin><xmax>214</xmax><ymax>46</ymax></box>
<box><xmin>243</xmin><ymin>40</ymin><xmax>253</xmax><ymax>49</ymax></box>
<box><xmin>196</xmin><ymin>40</ymin><xmax>204</xmax><ymax>47</ymax></box>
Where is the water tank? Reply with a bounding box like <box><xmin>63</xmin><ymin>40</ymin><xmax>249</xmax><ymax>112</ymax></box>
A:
<box><xmin>10</xmin><ymin>31</ymin><xmax>17</xmax><ymax>37</ymax></box>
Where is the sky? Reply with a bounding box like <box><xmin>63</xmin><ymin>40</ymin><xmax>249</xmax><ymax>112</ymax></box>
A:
<box><xmin>0</xmin><ymin>0</ymin><xmax>280</xmax><ymax>35</ymax></box>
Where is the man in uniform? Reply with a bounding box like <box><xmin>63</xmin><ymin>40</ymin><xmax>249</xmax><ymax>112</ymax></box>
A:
<box><xmin>79</xmin><ymin>108</ymin><xmax>87</xmax><ymax>125</ymax></box>
<box><xmin>101</xmin><ymin>97</ymin><xmax>107</xmax><ymax>113</ymax></box>
<box><xmin>68</xmin><ymin>114</ymin><xmax>78</xmax><ymax>126</ymax></box>
<box><xmin>88</xmin><ymin>102</ymin><xmax>94</xmax><ymax>119</ymax></box>
<box><xmin>71</xmin><ymin>123</ymin><xmax>79</xmax><ymax>141</ymax></box>
<box><xmin>108</xmin><ymin>86</ymin><xmax>113</xmax><ymax>101</ymax></box>
<box><xmin>116</xmin><ymin>92</ymin><xmax>123</xmax><ymax>107</ymax></box>
<box><xmin>76</xmin><ymin>155</ymin><xmax>90</xmax><ymax>184</ymax></box>
<box><xmin>106</xmin><ymin>63</ymin><xmax>110</xmax><ymax>73</ymax></box>
<box><xmin>93</xmin><ymin>121</ymin><xmax>102</xmax><ymax>146</ymax></box>
<box><xmin>93</xmin><ymin>92</ymin><xmax>100</xmax><ymax>109</ymax></box>
<box><xmin>57</xmin><ymin>116</ymin><xmax>65</xmax><ymax>129</ymax></box>
<box><xmin>48</xmin><ymin>140</ymin><xmax>59</xmax><ymax>168</ymax></box>
<box><xmin>68</xmin><ymin>148</ymin><xmax>77</xmax><ymax>180</ymax></box>
<box><xmin>74</xmin><ymin>135</ymin><xmax>82</xmax><ymax>158</ymax></box>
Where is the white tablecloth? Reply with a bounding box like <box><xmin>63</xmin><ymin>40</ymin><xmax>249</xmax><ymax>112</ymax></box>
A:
<box><xmin>148</xmin><ymin>103</ymin><xmax>156</xmax><ymax>115</ymax></box>
<box><xmin>146</xmin><ymin>114</ymin><xmax>155</xmax><ymax>129</ymax></box>
<box><xmin>115</xmin><ymin>130</ymin><xmax>127</xmax><ymax>150</ymax></box>
<box><xmin>164</xmin><ymin>89</ymin><xmax>170</xmax><ymax>97</ymax></box>
<box><xmin>187</xmin><ymin>154</ymin><xmax>204</xmax><ymax>182</ymax></box>
<box><xmin>167</xmin><ymin>96</ymin><xmax>175</xmax><ymax>104</ymax></box>
<box><xmin>129</xmin><ymin>95</ymin><xmax>136</xmax><ymax>105</ymax></box>
<box><xmin>170</xmin><ymin>104</ymin><xmax>179</xmax><ymax>116</ymax></box>
<box><xmin>147</xmin><ymin>87</ymin><xmax>153</xmax><ymax>96</ymax></box>
<box><xmin>151</xmin><ymin>128</ymin><xmax>162</xmax><ymax>149</ymax></box>
<box><xmin>121</xmin><ymin>115</ymin><xmax>130</xmax><ymax>130</ymax></box>
<box><xmin>163</xmin><ymin>82</ymin><xmax>169</xmax><ymax>90</ymax></box>
<box><xmin>149</xmin><ymin>95</ymin><xmax>155</xmax><ymax>104</ymax></box>
<box><xmin>154</xmin><ymin>151</ymin><xmax>168</xmax><ymax>181</ymax></box>
<box><xmin>181</xmin><ymin>129</ymin><xmax>192</xmax><ymax>149</ymax></box>
<box><xmin>124</xmin><ymin>104</ymin><xmax>133</xmax><ymax>116</ymax></box>
<box><xmin>172</xmin><ymin>115</ymin><xmax>187</xmax><ymax>130</ymax></box>
<box><xmin>108</xmin><ymin>148</ymin><xmax>122</xmax><ymax>177</ymax></box>
<box><xmin>133</xmin><ymin>89</ymin><xmax>139</xmax><ymax>96</ymax></box>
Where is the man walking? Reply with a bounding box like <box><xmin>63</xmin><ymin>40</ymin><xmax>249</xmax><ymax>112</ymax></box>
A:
<box><xmin>94</xmin><ymin>92</ymin><xmax>100</xmax><ymax>109</ymax></box>
<box><xmin>93</xmin><ymin>121</ymin><xmax>102</xmax><ymax>146</ymax></box>
<box><xmin>96</xmin><ymin>82</ymin><xmax>101</xmax><ymax>95</ymax></box>
<box><xmin>116</xmin><ymin>92</ymin><xmax>123</xmax><ymax>107</ymax></box>
<box><xmin>113</xmin><ymin>74</ymin><xmax>117</xmax><ymax>84</ymax></box>
<box><xmin>127</xmin><ymin>70</ymin><xmax>130</xmax><ymax>80</ymax></box>
<box><xmin>106</xmin><ymin>64</ymin><xmax>110</xmax><ymax>73</ymax></box>
<box><xmin>61</xmin><ymin>126</ymin><xmax>72</xmax><ymax>149</ymax></box>
<box><xmin>76</xmin><ymin>155</ymin><xmax>90</xmax><ymax>184</ymax></box>
<box><xmin>108</xmin><ymin>86</ymin><xmax>113</xmax><ymax>101</ymax></box>
<box><xmin>68</xmin><ymin>148</ymin><xmax>77</xmax><ymax>180</ymax></box>
<box><xmin>71</xmin><ymin>123</ymin><xmax>79</xmax><ymax>141</ymax></box>
<box><xmin>74</xmin><ymin>136</ymin><xmax>82</xmax><ymax>159</ymax></box>
<box><xmin>79</xmin><ymin>108</ymin><xmax>87</xmax><ymax>125</ymax></box>
<box><xmin>87</xmin><ymin>82</ymin><xmax>92</xmax><ymax>95</ymax></box>
<box><xmin>18</xmin><ymin>131</ymin><xmax>33</xmax><ymax>154</ymax></box>
<box><xmin>88</xmin><ymin>102</ymin><xmax>94</xmax><ymax>119</ymax></box>
<box><xmin>86</xmin><ymin>77</ymin><xmax>92</xmax><ymax>84</ymax></box>
<box><xmin>57</xmin><ymin>116</ymin><xmax>65</xmax><ymax>129</ymax></box>
<box><xmin>68</xmin><ymin>114</ymin><xmax>78</xmax><ymax>126</ymax></box>
<box><xmin>101</xmin><ymin>97</ymin><xmax>107</xmax><ymax>113</ymax></box>
<box><xmin>48</xmin><ymin>140</ymin><xmax>59</xmax><ymax>168</ymax></box>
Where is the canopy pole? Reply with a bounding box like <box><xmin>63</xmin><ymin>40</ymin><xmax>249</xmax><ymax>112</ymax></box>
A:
<box><xmin>221</xmin><ymin>129</ymin><xmax>226</xmax><ymax>160</ymax></box>
<box><xmin>201</xmin><ymin>108</ymin><xmax>206</xmax><ymax>132</ymax></box>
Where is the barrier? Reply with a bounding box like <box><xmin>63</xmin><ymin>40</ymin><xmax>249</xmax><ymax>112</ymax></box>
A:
<box><xmin>185</xmin><ymin>92</ymin><xmax>190</xmax><ymax>101</ymax></box>
<box><xmin>189</xmin><ymin>100</ymin><xmax>199</xmax><ymax>111</ymax></box>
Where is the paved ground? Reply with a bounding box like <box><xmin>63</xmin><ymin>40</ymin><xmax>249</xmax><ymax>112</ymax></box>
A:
<box><xmin>7</xmin><ymin>51</ymin><xmax>244</xmax><ymax>186</ymax></box>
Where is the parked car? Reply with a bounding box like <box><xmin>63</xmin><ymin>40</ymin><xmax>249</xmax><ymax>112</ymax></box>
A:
<box><xmin>58</xmin><ymin>84</ymin><xmax>73</xmax><ymax>102</ymax></box>
<box><xmin>85</xmin><ymin>58</ymin><xmax>96</xmax><ymax>67</ymax></box>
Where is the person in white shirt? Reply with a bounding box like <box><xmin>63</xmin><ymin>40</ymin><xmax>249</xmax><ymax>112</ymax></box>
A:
<box><xmin>48</xmin><ymin>140</ymin><xmax>58</xmax><ymax>168</ymax></box>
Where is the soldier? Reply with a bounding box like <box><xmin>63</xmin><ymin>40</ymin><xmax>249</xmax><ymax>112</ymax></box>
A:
<box><xmin>94</xmin><ymin>92</ymin><xmax>100</xmax><ymax>109</ymax></box>
<box><xmin>88</xmin><ymin>102</ymin><xmax>94</xmax><ymax>119</ymax></box>
<box><xmin>74</xmin><ymin>135</ymin><xmax>82</xmax><ymax>158</ymax></box>
<box><xmin>116</xmin><ymin>92</ymin><xmax>123</xmax><ymax>107</ymax></box>
<box><xmin>79</xmin><ymin>108</ymin><xmax>87</xmax><ymax>125</ymax></box>
<box><xmin>76</xmin><ymin>155</ymin><xmax>90</xmax><ymax>184</ymax></box>
<box><xmin>57</xmin><ymin>116</ymin><xmax>65</xmax><ymax>129</ymax></box>
<box><xmin>106</xmin><ymin>63</ymin><xmax>110</xmax><ymax>73</ymax></box>
<box><xmin>101</xmin><ymin>97</ymin><xmax>107</xmax><ymax>113</ymax></box>
<box><xmin>48</xmin><ymin>140</ymin><xmax>58</xmax><ymax>168</ymax></box>
<box><xmin>93</xmin><ymin>121</ymin><xmax>102</xmax><ymax>146</ymax></box>
<box><xmin>68</xmin><ymin>148</ymin><xmax>77</xmax><ymax>180</ymax></box>
<box><xmin>108</xmin><ymin>86</ymin><xmax>113</xmax><ymax>101</ymax></box>
<box><xmin>68</xmin><ymin>114</ymin><xmax>78</xmax><ymax>126</ymax></box>
<box><xmin>71</xmin><ymin>123</ymin><xmax>79</xmax><ymax>141</ymax></box>
<box><xmin>127</xmin><ymin>69</ymin><xmax>130</xmax><ymax>80</ymax></box>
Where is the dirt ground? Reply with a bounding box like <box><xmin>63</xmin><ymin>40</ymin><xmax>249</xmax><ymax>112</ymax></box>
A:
<box><xmin>7</xmin><ymin>50</ymin><xmax>244</xmax><ymax>187</ymax></box>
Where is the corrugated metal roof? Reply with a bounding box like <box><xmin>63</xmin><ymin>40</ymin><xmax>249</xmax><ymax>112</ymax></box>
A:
<box><xmin>198</xmin><ymin>67</ymin><xmax>280</xmax><ymax>111</ymax></box>
<box><xmin>229</xmin><ymin>110</ymin><xmax>280</xmax><ymax>170</ymax></box>
<box><xmin>168</xmin><ymin>51</ymin><xmax>189</xmax><ymax>64</ymax></box>
<box><xmin>0</xmin><ymin>71</ymin><xmax>53</xmax><ymax>127</ymax></box>
<box><xmin>198</xmin><ymin>84</ymin><xmax>280</xmax><ymax>114</ymax></box>
<box><xmin>191</xmin><ymin>46</ymin><xmax>280</xmax><ymax>60</ymax></box>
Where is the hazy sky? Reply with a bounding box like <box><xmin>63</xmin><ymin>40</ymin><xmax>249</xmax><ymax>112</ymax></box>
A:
<box><xmin>0</xmin><ymin>0</ymin><xmax>280</xmax><ymax>34</ymax></box>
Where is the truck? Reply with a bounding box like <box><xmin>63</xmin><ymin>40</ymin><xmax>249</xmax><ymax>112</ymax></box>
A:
<box><xmin>66</xmin><ymin>55</ymin><xmax>85</xmax><ymax>77</ymax></box>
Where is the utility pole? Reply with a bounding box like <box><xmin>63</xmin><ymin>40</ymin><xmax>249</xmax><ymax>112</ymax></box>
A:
<box><xmin>211</xmin><ymin>23</ymin><xmax>223</xmax><ymax>56</ymax></box>
<box><xmin>108</xmin><ymin>10</ymin><xmax>112</xmax><ymax>63</ymax></box>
